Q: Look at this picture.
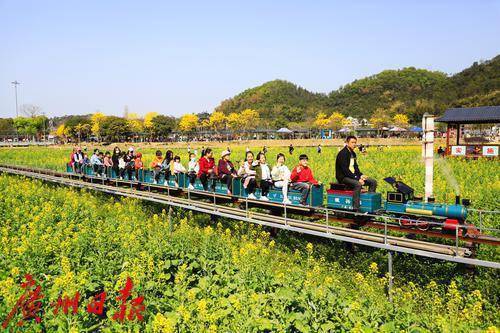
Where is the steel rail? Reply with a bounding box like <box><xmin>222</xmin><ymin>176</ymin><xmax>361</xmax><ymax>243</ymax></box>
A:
<box><xmin>1</xmin><ymin>165</ymin><xmax>499</xmax><ymax>269</ymax></box>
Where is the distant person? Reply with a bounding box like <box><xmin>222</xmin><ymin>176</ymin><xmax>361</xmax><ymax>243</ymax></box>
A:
<box><xmin>201</xmin><ymin>146</ymin><xmax>206</xmax><ymax>157</ymax></box>
<box><xmin>290</xmin><ymin>154</ymin><xmax>319</xmax><ymax>206</ymax></box>
<box><xmin>317</xmin><ymin>144</ymin><xmax>322</xmax><ymax>154</ymax></box>
<box><xmin>289</xmin><ymin>143</ymin><xmax>294</xmax><ymax>155</ymax></box>
<box><xmin>263</xmin><ymin>146</ymin><xmax>268</xmax><ymax>154</ymax></box>
<box><xmin>335</xmin><ymin>136</ymin><xmax>377</xmax><ymax>212</ymax></box>
<box><xmin>437</xmin><ymin>146</ymin><xmax>445</xmax><ymax>157</ymax></box>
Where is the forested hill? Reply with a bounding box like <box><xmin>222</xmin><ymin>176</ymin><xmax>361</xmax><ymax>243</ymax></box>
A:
<box><xmin>215</xmin><ymin>55</ymin><xmax>500</xmax><ymax>127</ymax></box>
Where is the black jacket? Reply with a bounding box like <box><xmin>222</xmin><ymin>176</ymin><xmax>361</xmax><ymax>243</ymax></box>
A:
<box><xmin>335</xmin><ymin>146</ymin><xmax>362</xmax><ymax>182</ymax></box>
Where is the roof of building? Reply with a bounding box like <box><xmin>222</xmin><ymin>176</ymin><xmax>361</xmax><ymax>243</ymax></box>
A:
<box><xmin>436</xmin><ymin>106</ymin><xmax>500</xmax><ymax>124</ymax></box>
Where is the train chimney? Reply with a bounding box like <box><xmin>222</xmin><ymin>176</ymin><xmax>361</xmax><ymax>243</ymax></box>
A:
<box><xmin>422</xmin><ymin>113</ymin><xmax>435</xmax><ymax>202</ymax></box>
<box><xmin>455</xmin><ymin>195</ymin><xmax>461</xmax><ymax>205</ymax></box>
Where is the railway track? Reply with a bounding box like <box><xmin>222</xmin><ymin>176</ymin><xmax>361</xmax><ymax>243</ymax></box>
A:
<box><xmin>1</xmin><ymin>164</ymin><xmax>499</xmax><ymax>269</ymax></box>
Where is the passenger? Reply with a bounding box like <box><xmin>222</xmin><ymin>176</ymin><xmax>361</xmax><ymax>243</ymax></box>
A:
<box><xmin>90</xmin><ymin>149</ymin><xmax>104</xmax><ymax>176</ymax></box>
<box><xmin>73</xmin><ymin>147</ymin><xmax>84</xmax><ymax>173</ymax></box>
<box><xmin>237</xmin><ymin>151</ymin><xmax>257</xmax><ymax>199</ymax></box>
<box><xmin>82</xmin><ymin>153</ymin><xmax>90</xmax><ymax>169</ymax></box>
<box><xmin>335</xmin><ymin>135</ymin><xmax>377</xmax><ymax>212</ymax></box>
<box><xmin>150</xmin><ymin>150</ymin><xmax>164</xmax><ymax>184</ymax></box>
<box><xmin>69</xmin><ymin>147</ymin><xmax>76</xmax><ymax>170</ymax></box>
<box><xmin>173</xmin><ymin>155</ymin><xmax>186</xmax><ymax>187</ymax></box>
<box><xmin>134</xmin><ymin>152</ymin><xmax>144</xmax><ymax>180</ymax></box>
<box><xmin>123</xmin><ymin>147</ymin><xmax>135</xmax><ymax>180</ymax></box>
<box><xmin>162</xmin><ymin>150</ymin><xmax>174</xmax><ymax>186</ymax></box>
<box><xmin>103</xmin><ymin>151</ymin><xmax>113</xmax><ymax>177</ymax></box>
<box><xmin>187</xmin><ymin>153</ymin><xmax>199</xmax><ymax>190</ymax></box>
<box><xmin>111</xmin><ymin>147</ymin><xmax>121</xmax><ymax>178</ymax></box>
<box><xmin>271</xmin><ymin>153</ymin><xmax>292</xmax><ymax>204</ymax></box>
<box><xmin>290</xmin><ymin>154</ymin><xmax>319</xmax><ymax>206</ymax></box>
<box><xmin>198</xmin><ymin>148</ymin><xmax>216</xmax><ymax>191</ymax></box>
<box><xmin>253</xmin><ymin>152</ymin><xmax>272</xmax><ymax>201</ymax></box>
<box><xmin>218</xmin><ymin>150</ymin><xmax>237</xmax><ymax>195</ymax></box>
<box><xmin>118</xmin><ymin>152</ymin><xmax>126</xmax><ymax>180</ymax></box>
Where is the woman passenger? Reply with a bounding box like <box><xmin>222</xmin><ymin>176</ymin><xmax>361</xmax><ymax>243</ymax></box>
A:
<box><xmin>253</xmin><ymin>152</ymin><xmax>272</xmax><ymax>201</ymax></box>
<box><xmin>271</xmin><ymin>153</ymin><xmax>292</xmax><ymax>204</ymax></box>
<box><xmin>237</xmin><ymin>151</ymin><xmax>257</xmax><ymax>200</ymax></box>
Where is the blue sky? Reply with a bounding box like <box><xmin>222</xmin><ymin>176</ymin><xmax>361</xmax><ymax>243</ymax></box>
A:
<box><xmin>0</xmin><ymin>0</ymin><xmax>499</xmax><ymax>118</ymax></box>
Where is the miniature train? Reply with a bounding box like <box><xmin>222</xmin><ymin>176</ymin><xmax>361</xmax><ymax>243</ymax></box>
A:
<box><xmin>68</xmin><ymin>164</ymin><xmax>470</xmax><ymax>232</ymax></box>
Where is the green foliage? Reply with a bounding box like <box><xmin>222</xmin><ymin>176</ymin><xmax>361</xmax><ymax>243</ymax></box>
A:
<box><xmin>0</xmin><ymin>118</ymin><xmax>15</xmax><ymax>135</ymax></box>
<box><xmin>151</xmin><ymin>115</ymin><xmax>178</xmax><ymax>137</ymax></box>
<box><xmin>215</xmin><ymin>80</ymin><xmax>330</xmax><ymax>128</ymax></box>
<box><xmin>12</xmin><ymin>116</ymin><xmax>48</xmax><ymax>138</ymax></box>
<box><xmin>100</xmin><ymin>116</ymin><xmax>131</xmax><ymax>141</ymax></box>
<box><xmin>450</xmin><ymin>55</ymin><xmax>500</xmax><ymax>99</ymax></box>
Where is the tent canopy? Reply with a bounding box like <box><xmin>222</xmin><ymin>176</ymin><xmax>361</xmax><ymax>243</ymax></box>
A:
<box><xmin>409</xmin><ymin>126</ymin><xmax>423</xmax><ymax>132</ymax></box>
<box><xmin>276</xmin><ymin>127</ymin><xmax>293</xmax><ymax>133</ymax></box>
<box><xmin>389</xmin><ymin>126</ymin><xmax>407</xmax><ymax>132</ymax></box>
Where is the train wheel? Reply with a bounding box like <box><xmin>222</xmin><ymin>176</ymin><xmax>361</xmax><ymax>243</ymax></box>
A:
<box><xmin>399</xmin><ymin>215</ymin><xmax>412</xmax><ymax>227</ymax></box>
<box><xmin>416</xmin><ymin>217</ymin><xmax>430</xmax><ymax>231</ymax></box>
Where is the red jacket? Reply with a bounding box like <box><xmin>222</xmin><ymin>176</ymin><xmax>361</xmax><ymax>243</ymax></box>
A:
<box><xmin>290</xmin><ymin>165</ymin><xmax>318</xmax><ymax>185</ymax></box>
<box><xmin>198</xmin><ymin>157</ymin><xmax>215</xmax><ymax>177</ymax></box>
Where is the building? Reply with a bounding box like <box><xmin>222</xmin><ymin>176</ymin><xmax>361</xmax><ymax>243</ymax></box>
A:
<box><xmin>436</xmin><ymin>106</ymin><xmax>500</xmax><ymax>158</ymax></box>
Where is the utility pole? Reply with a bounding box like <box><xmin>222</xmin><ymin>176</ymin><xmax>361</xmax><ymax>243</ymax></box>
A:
<box><xmin>11</xmin><ymin>81</ymin><xmax>21</xmax><ymax>117</ymax></box>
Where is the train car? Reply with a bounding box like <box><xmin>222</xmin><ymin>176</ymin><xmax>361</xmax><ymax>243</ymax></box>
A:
<box><xmin>326</xmin><ymin>183</ymin><xmax>382</xmax><ymax>213</ymax></box>
<box><xmin>240</xmin><ymin>183</ymin><xmax>324</xmax><ymax>206</ymax></box>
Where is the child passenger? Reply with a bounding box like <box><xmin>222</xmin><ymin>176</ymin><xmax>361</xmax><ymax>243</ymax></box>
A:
<box><xmin>134</xmin><ymin>152</ymin><xmax>144</xmax><ymax>180</ymax></box>
<box><xmin>253</xmin><ymin>152</ymin><xmax>272</xmax><ymax>201</ymax></box>
<box><xmin>187</xmin><ymin>153</ymin><xmax>199</xmax><ymax>190</ymax></box>
<box><xmin>173</xmin><ymin>155</ymin><xmax>186</xmax><ymax>187</ymax></box>
<box><xmin>271</xmin><ymin>153</ymin><xmax>292</xmax><ymax>204</ymax></box>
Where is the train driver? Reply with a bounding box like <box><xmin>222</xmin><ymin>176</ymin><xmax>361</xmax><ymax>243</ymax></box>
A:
<box><xmin>335</xmin><ymin>135</ymin><xmax>377</xmax><ymax>212</ymax></box>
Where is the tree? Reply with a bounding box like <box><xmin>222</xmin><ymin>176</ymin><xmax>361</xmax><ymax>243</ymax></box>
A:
<box><xmin>91</xmin><ymin>112</ymin><xmax>106</xmax><ymax>141</ymax></box>
<box><xmin>227</xmin><ymin>113</ymin><xmax>243</xmax><ymax>132</ymax></box>
<box><xmin>328</xmin><ymin>112</ymin><xmax>346</xmax><ymax>131</ymax></box>
<box><xmin>389</xmin><ymin>101</ymin><xmax>406</xmax><ymax>116</ymax></box>
<box><xmin>0</xmin><ymin>118</ymin><xmax>15</xmax><ymax>136</ymax></box>
<box><xmin>393</xmin><ymin>114</ymin><xmax>409</xmax><ymax>128</ymax></box>
<box><xmin>178</xmin><ymin>114</ymin><xmax>199</xmax><ymax>133</ymax></box>
<box><xmin>56</xmin><ymin>124</ymin><xmax>66</xmax><ymax>139</ymax></box>
<box><xmin>369</xmin><ymin>108</ymin><xmax>391</xmax><ymax>129</ymax></box>
<box><xmin>13</xmin><ymin>117</ymin><xmax>37</xmax><ymax>138</ymax></box>
<box><xmin>313</xmin><ymin>112</ymin><xmax>330</xmax><ymax>129</ymax></box>
<box><xmin>151</xmin><ymin>115</ymin><xmax>177</xmax><ymax>138</ymax></box>
<box><xmin>144</xmin><ymin>112</ymin><xmax>159</xmax><ymax>130</ymax></box>
<box><xmin>74</xmin><ymin>123</ymin><xmax>91</xmax><ymax>143</ymax></box>
<box><xmin>100</xmin><ymin>116</ymin><xmax>130</xmax><ymax>142</ymax></box>
<box><xmin>209</xmin><ymin>111</ymin><xmax>227</xmax><ymax>132</ymax></box>
<box><xmin>240</xmin><ymin>109</ymin><xmax>260</xmax><ymax>131</ymax></box>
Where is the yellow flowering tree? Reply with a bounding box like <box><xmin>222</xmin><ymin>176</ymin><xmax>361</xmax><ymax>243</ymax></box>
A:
<box><xmin>178</xmin><ymin>114</ymin><xmax>199</xmax><ymax>133</ymax></box>
<box><xmin>314</xmin><ymin>112</ymin><xmax>330</xmax><ymax>129</ymax></box>
<box><xmin>328</xmin><ymin>112</ymin><xmax>346</xmax><ymax>131</ymax></box>
<box><xmin>393</xmin><ymin>113</ymin><xmax>409</xmax><ymax>128</ymax></box>
<box><xmin>209</xmin><ymin>111</ymin><xmax>227</xmax><ymax>133</ymax></box>
<box><xmin>90</xmin><ymin>112</ymin><xmax>106</xmax><ymax>142</ymax></box>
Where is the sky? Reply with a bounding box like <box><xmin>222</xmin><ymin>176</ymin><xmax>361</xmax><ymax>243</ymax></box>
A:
<box><xmin>0</xmin><ymin>0</ymin><xmax>499</xmax><ymax>118</ymax></box>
